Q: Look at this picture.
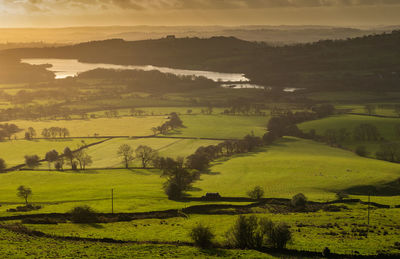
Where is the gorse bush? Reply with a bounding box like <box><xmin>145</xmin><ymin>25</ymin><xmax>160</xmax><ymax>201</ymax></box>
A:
<box><xmin>69</xmin><ymin>205</ymin><xmax>98</xmax><ymax>223</ymax></box>
<box><xmin>189</xmin><ymin>223</ymin><xmax>215</xmax><ymax>248</ymax></box>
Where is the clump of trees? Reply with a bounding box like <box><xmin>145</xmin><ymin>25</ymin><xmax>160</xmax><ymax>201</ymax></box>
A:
<box><xmin>158</xmin><ymin>157</ymin><xmax>196</xmax><ymax>200</ymax></box>
<box><xmin>376</xmin><ymin>142</ymin><xmax>400</xmax><ymax>163</ymax></box>
<box><xmin>355</xmin><ymin>145</ymin><xmax>369</xmax><ymax>157</ymax></box>
<box><xmin>24</xmin><ymin>127</ymin><xmax>36</xmax><ymax>140</ymax></box>
<box><xmin>135</xmin><ymin>145</ymin><xmax>158</xmax><ymax>168</ymax></box>
<box><xmin>104</xmin><ymin>110</ymin><xmax>119</xmax><ymax>118</ymax></box>
<box><xmin>223</xmin><ymin>98</ymin><xmax>266</xmax><ymax>116</ymax></box>
<box><xmin>0</xmin><ymin>123</ymin><xmax>21</xmax><ymax>140</ymax></box>
<box><xmin>117</xmin><ymin>144</ymin><xmax>135</xmax><ymax>169</ymax></box>
<box><xmin>74</xmin><ymin>149</ymin><xmax>93</xmax><ymax>170</ymax></box>
<box><xmin>41</xmin><ymin>127</ymin><xmax>70</xmax><ymax>138</ymax></box>
<box><xmin>152</xmin><ymin>112</ymin><xmax>184</xmax><ymax>135</ymax></box>
<box><xmin>263</xmin><ymin>105</ymin><xmax>335</xmax><ymax>144</ymax></box>
<box><xmin>62</xmin><ymin>146</ymin><xmax>92</xmax><ymax>171</ymax></box>
<box><xmin>353</xmin><ymin>124</ymin><xmax>380</xmax><ymax>141</ymax></box>
<box><xmin>225</xmin><ymin>215</ymin><xmax>292</xmax><ymax>250</ymax></box>
<box><xmin>186</xmin><ymin>134</ymin><xmax>263</xmax><ymax>172</ymax></box>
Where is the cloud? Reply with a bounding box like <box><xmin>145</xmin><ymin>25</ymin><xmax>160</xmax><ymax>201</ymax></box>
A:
<box><xmin>2</xmin><ymin>0</ymin><xmax>400</xmax><ymax>13</ymax></box>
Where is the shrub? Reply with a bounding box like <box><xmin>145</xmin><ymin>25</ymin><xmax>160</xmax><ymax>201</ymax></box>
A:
<box><xmin>226</xmin><ymin>215</ymin><xmax>292</xmax><ymax>250</ymax></box>
<box><xmin>268</xmin><ymin>223</ymin><xmax>292</xmax><ymax>249</ymax></box>
<box><xmin>355</xmin><ymin>146</ymin><xmax>369</xmax><ymax>157</ymax></box>
<box><xmin>69</xmin><ymin>205</ymin><xmax>98</xmax><ymax>223</ymax></box>
<box><xmin>291</xmin><ymin>193</ymin><xmax>307</xmax><ymax>208</ymax></box>
<box><xmin>247</xmin><ymin>186</ymin><xmax>265</xmax><ymax>200</ymax></box>
<box><xmin>225</xmin><ymin>215</ymin><xmax>262</xmax><ymax>249</ymax></box>
<box><xmin>189</xmin><ymin>223</ymin><xmax>215</xmax><ymax>248</ymax></box>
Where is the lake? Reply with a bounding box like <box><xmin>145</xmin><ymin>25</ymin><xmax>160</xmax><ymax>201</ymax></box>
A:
<box><xmin>21</xmin><ymin>58</ymin><xmax>250</xmax><ymax>82</ymax></box>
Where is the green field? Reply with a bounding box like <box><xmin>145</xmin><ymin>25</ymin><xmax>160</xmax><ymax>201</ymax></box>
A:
<box><xmin>191</xmin><ymin>137</ymin><xmax>400</xmax><ymax>201</ymax></box>
<box><xmin>169</xmin><ymin>115</ymin><xmax>269</xmax><ymax>139</ymax></box>
<box><xmin>0</xmin><ymin>228</ymin><xmax>271</xmax><ymax>258</ymax></box>
<box><xmin>8</xmin><ymin>116</ymin><xmax>167</xmax><ymax>138</ymax></box>
<box><xmin>298</xmin><ymin>114</ymin><xmax>400</xmax><ymax>154</ymax></box>
<box><xmin>26</xmin><ymin>206</ymin><xmax>400</xmax><ymax>255</ymax></box>
<box><xmin>86</xmin><ymin>138</ymin><xmax>222</xmax><ymax>168</ymax></box>
<box><xmin>0</xmin><ymin>139</ymin><xmax>103</xmax><ymax>167</ymax></box>
<box><xmin>0</xmin><ymin>169</ymin><xmax>250</xmax><ymax>215</ymax></box>
<box><xmin>299</xmin><ymin>115</ymin><xmax>400</xmax><ymax>140</ymax></box>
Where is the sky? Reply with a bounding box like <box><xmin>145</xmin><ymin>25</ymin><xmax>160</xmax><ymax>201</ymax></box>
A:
<box><xmin>1</xmin><ymin>0</ymin><xmax>400</xmax><ymax>27</ymax></box>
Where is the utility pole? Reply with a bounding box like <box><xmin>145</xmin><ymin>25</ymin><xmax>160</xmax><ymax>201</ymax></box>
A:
<box><xmin>367</xmin><ymin>193</ymin><xmax>370</xmax><ymax>226</ymax></box>
<box><xmin>111</xmin><ymin>188</ymin><xmax>114</xmax><ymax>214</ymax></box>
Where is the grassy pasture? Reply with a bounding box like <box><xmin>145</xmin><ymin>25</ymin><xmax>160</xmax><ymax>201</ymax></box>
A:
<box><xmin>191</xmin><ymin>137</ymin><xmax>400</xmax><ymax>201</ymax></box>
<box><xmin>0</xmin><ymin>228</ymin><xmax>271</xmax><ymax>258</ymax></box>
<box><xmin>169</xmin><ymin>115</ymin><xmax>269</xmax><ymax>139</ymax></box>
<box><xmin>0</xmin><ymin>139</ymin><xmax>102</xmax><ymax>167</ymax></box>
<box><xmin>337</xmin><ymin>104</ymin><xmax>399</xmax><ymax>117</ymax></box>
<box><xmin>0</xmin><ymin>169</ymin><xmax>249</xmax><ymax>215</ymax></box>
<box><xmin>8</xmin><ymin>116</ymin><xmax>167</xmax><ymax>138</ymax></box>
<box><xmin>86</xmin><ymin>138</ymin><xmax>221</xmax><ymax>168</ymax></box>
<box><xmin>26</xmin><ymin>206</ymin><xmax>400</xmax><ymax>255</ymax></box>
<box><xmin>298</xmin><ymin>114</ymin><xmax>400</xmax><ymax>154</ymax></box>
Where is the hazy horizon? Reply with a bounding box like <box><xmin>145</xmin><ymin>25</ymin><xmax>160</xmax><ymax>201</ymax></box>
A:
<box><xmin>1</xmin><ymin>0</ymin><xmax>400</xmax><ymax>27</ymax></box>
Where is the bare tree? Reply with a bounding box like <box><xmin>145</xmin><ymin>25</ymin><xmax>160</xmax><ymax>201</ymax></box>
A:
<box><xmin>135</xmin><ymin>145</ymin><xmax>158</xmax><ymax>168</ymax></box>
<box><xmin>74</xmin><ymin>149</ymin><xmax>93</xmax><ymax>170</ymax></box>
<box><xmin>117</xmin><ymin>144</ymin><xmax>134</xmax><ymax>169</ymax></box>
<box><xmin>17</xmin><ymin>185</ymin><xmax>32</xmax><ymax>205</ymax></box>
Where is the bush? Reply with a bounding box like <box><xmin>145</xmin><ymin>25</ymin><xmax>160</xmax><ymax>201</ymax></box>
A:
<box><xmin>247</xmin><ymin>186</ymin><xmax>265</xmax><ymax>200</ymax></box>
<box><xmin>189</xmin><ymin>223</ymin><xmax>215</xmax><ymax>248</ymax></box>
<box><xmin>226</xmin><ymin>215</ymin><xmax>292</xmax><ymax>250</ymax></box>
<box><xmin>268</xmin><ymin>223</ymin><xmax>292</xmax><ymax>249</ymax></box>
<box><xmin>291</xmin><ymin>193</ymin><xmax>307</xmax><ymax>208</ymax></box>
<box><xmin>69</xmin><ymin>205</ymin><xmax>98</xmax><ymax>223</ymax></box>
<box><xmin>225</xmin><ymin>215</ymin><xmax>263</xmax><ymax>249</ymax></box>
<box><xmin>355</xmin><ymin>146</ymin><xmax>369</xmax><ymax>157</ymax></box>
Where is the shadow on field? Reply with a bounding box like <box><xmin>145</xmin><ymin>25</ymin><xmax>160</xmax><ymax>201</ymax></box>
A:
<box><xmin>343</xmin><ymin>177</ymin><xmax>400</xmax><ymax>196</ymax></box>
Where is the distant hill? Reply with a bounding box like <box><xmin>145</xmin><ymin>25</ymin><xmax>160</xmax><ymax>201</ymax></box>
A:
<box><xmin>3</xmin><ymin>31</ymin><xmax>400</xmax><ymax>91</ymax></box>
<box><xmin>1</xmin><ymin>25</ymin><xmax>398</xmax><ymax>45</ymax></box>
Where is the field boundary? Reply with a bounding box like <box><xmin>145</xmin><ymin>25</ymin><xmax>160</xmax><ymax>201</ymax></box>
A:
<box><xmin>346</xmin><ymin>112</ymin><xmax>400</xmax><ymax>119</ymax></box>
<box><xmin>5</xmin><ymin>138</ymin><xmax>113</xmax><ymax>172</ymax></box>
<box><xmin>0</xmin><ymin>198</ymin><xmax>394</xmax><ymax>222</ymax></box>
